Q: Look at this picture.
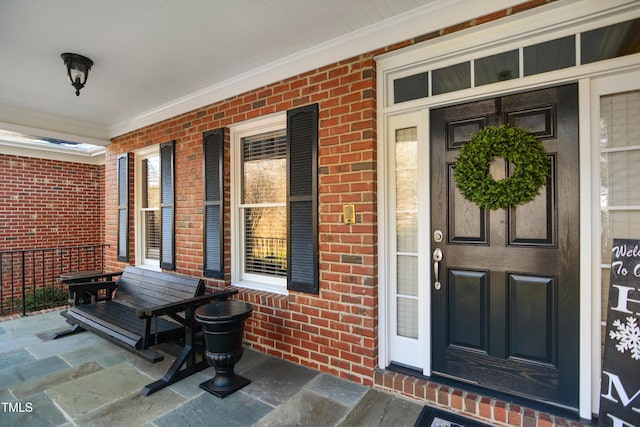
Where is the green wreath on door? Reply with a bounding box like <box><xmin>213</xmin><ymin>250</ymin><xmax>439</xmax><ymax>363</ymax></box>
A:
<box><xmin>453</xmin><ymin>125</ymin><xmax>551</xmax><ymax>210</ymax></box>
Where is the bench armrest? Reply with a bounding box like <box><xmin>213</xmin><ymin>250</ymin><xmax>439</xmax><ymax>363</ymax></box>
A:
<box><xmin>66</xmin><ymin>281</ymin><xmax>119</xmax><ymax>293</ymax></box>
<box><xmin>137</xmin><ymin>288</ymin><xmax>239</xmax><ymax>318</ymax></box>
<box><xmin>60</xmin><ymin>271</ymin><xmax>123</xmax><ymax>284</ymax></box>
<box><xmin>65</xmin><ymin>280</ymin><xmax>119</xmax><ymax>305</ymax></box>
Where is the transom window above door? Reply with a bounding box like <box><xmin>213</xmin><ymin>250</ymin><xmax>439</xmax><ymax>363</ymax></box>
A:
<box><xmin>390</xmin><ymin>17</ymin><xmax>640</xmax><ymax>105</ymax></box>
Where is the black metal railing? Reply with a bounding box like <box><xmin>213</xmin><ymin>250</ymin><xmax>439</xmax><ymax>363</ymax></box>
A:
<box><xmin>0</xmin><ymin>244</ymin><xmax>108</xmax><ymax>316</ymax></box>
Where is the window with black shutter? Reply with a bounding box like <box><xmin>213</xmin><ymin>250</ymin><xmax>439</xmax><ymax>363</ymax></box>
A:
<box><xmin>230</xmin><ymin>104</ymin><xmax>318</xmax><ymax>294</ymax></box>
<box><xmin>203</xmin><ymin>128</ymin><xmax>225</xmax><ymax>278</ymax></box>
<box><xmin>117</xmin><ymin>153</ymin><xmax>129</xmax><ymax>262</ymax></box>
<box><xmin>160</xmin><ymin>141</ymin><xmax>175</xmax><ymax>270</ymax></box>
<box><xmin>287</xmin><ymin>104</ymin><xmax>318</xmax><ymax>294</ymax></box>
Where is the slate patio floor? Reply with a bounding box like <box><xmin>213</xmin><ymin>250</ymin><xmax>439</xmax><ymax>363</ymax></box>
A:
<box><xmin>0</xmin><ymin>309</ymin><xmax>423</xmax><ymax>427</ymax></box>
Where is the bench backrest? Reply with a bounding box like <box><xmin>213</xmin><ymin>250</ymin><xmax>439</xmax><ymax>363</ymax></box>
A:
<box><xmin>113</xmin><ymin>266</ymin><xmax>205</xmax><ymax>310</ymax></box>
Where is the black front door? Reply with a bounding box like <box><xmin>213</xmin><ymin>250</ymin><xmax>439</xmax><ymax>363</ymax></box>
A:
<box><xmin>430</xmin><ymin>84</ymin><xmax>580</xmax><ymax>408</ymax></box>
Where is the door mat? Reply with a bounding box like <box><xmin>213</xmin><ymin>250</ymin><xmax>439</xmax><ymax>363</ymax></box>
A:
<box><xmin>414</xmin><ymin>406</ymin><xmax>492</xmax><ymax>427</ymax></box>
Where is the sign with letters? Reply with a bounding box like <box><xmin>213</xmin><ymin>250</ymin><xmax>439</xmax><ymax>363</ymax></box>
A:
<box><xmin>599</xmin><ymin>239</ymin><xmax>640</xmax><ymax>427</ymax></box>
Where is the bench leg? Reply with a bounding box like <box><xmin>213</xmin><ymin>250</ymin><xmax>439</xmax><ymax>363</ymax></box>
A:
<box><xmin>140</xmin><ymin>344</ymin><xmax>208</xmax><ymax>396</ymax></box>
<box><xmin>50</xmin><ymin>323</ymin><xmax>86</xmax><ymax>340</ymax></box>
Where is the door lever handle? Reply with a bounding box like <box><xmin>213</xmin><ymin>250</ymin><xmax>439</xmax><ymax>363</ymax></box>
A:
<box><xmin>433</xmin><ymin>248</ymin><xmax>443</xmax><ymax>290</ymax></box>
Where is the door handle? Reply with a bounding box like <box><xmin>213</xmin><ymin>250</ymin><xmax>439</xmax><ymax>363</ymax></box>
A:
<box><xmin>433</xmin><ymin>248</ymin><xmax>443</xmax><ymax>290</ymax></box>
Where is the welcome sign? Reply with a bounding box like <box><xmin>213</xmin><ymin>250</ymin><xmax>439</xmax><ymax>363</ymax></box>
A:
<box><xmin>599</xmin><ymin>239</ymin><xmax>640</xmax><ymax>426</ymax></box>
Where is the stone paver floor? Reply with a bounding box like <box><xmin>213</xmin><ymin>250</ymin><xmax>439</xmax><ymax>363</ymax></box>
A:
<box><xmin>0</xmin><ymin>310</ymin><xmax>423</xmax><ymax>427</ymax></box>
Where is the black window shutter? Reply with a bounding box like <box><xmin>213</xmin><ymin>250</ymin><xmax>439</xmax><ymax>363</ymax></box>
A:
<box><xmin>117</xmin><ymin>153</ymin><xmax>129</xmax><ymax>262</ymax></box>
<box><xmin>203</xmin><ymin>128</ymin><xmax>225</xmax><ymax>279</ymax></box>
<box><xmin>160</xmin><ymin>141</ymin><xmax>175</xmax><ymax>270</ymax></box>
<box><xmin>287</xmin><ymin>103</ymin><xmax>319</xmax><ymax>293</ymax></box>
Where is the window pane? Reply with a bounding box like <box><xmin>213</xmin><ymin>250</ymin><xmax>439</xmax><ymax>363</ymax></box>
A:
<box><xmin>601</xmin><ymin>210</ymin><xmax>640</xmax><ymax>261</ymax></box>
<box><xmin>603</xmin><ymin>151</ymin><xmax>640</xmax><ymax>206</ymax></box>
<box><xmin>241</xmin><ymin>129</ymin><xmax>287</xmax><ymax>278</ymax></box>
<box><xmin>142</xmin><ymin>157</ymin><xmax>160</xmax><ymax>209</ymax></box>
<box><xmin>394</xmin><ymin>72</ymin><xmax>428</xmax><ymax>103</ymax></box>
<box><xmin>395</xmin><ymin>127</ymin><xmax>418</xmax><ymax>253</ymax></box>
<box><xmin>600</xmin><ymin>90</ymin><xmax>640</xmax><ymax>206</ymax></box>
<box><xmin>524</xmin><ymin>36</ymin><xmax>575</xmax><ymax>76</ymax></box>
<box><xmin>141</xmin><ymin>154</ymin><xmax>160</xmax><ymax>262</ymax></box>
<box><xmin>242</xmin><ymin>131</ymin><xmax>286</xmax><ymax>204</ymax></box>
<box><xmin>432</xmin><ymin>62</ymin><xmax>470</xmax><ymax>95</ymax></box>
<box><xmin>397</xmin><ymin>297</ymin><xmax>418</xmax><ymax>339</ymax></box>
<box><xmin>397</xmin><ymin>256</ymin><xmax>418</xmax><ymax>296</ymax></box>
<box><xmin>395</xmin><ymin>126</ymin><xmax>419</xmax><ymax>340</ymax></box>
<box><xmin>475</xmin><ymin>50</ymin><xmax>519</xmax><ymax>86</ymax></box>
<box><xmin>581</xmin><ymin>18</ymin><xmax>640</xmax><ymax>64</ymax></box>
<box><xmin>144</xmin><ymin>210</ymin><xmax>160</xmax><ymax>260</ymax></box>
<box><xmin>244</xmin><ymin>207</ymin><xmax>287</xmax><ymax>277</ymax></box>
<box><xmin>600</xmin><ymin>90</ymin><xmax>640</xmax><ymax>149</ymax></box>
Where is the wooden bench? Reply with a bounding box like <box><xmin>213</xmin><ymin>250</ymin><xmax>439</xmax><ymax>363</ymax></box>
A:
<box><xmin>53</xmin><ymin>266</ymin><xmax>238</xmax><ymax>395</ymax></box>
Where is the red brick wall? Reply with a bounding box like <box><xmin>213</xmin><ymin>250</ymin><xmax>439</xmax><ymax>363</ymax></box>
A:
<box><xmin>105</xmin><ymin>0</ymin><xmax>554</xmax><ymax>389</ymax></box>
<box><xmin>107</xmin><ymin>52</ymin><xmax>379</xmax><ymax>384</ymax></box>
<box><xmin>0</xmin><ymin>154</ymin><xmax>104</xmax><ymax>250</ymax></box>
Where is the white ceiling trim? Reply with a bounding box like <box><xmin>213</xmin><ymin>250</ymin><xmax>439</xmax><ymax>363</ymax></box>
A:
<box><xmin>110</xmin><ymin>0</ymin><xmax>523</xmax><ymax>138</ymax></box>
<box><xmin>0</xmin><ymin>142</ymin><xmax>105</xmax><ymax>165</ymax></box>
<box><xmin>0</xmin><ymin>105</ymin><xmax>111</xmax><ymax>146</ymax></box>
<box><xmin>0</xmin><ymin>120</ymin><xmax>110</xmax><ymax>148</ymax></box>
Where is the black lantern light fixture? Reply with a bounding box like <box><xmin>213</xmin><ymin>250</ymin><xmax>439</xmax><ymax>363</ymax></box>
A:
<box><xmin>61</xmin><ymin>53</ymin><xmax>93</xmax><ymax>96</ymax></box>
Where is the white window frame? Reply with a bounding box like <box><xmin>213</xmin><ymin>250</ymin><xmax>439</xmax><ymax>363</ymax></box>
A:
<box><xmin>230</xmin><ymin>112</ymin><xmax>289</xmax><ymax>295</ymax></box>
<box><xmin>134</xmin><ymin>145</ymin><xmax>161</xmax><ymax>271</ymax></box>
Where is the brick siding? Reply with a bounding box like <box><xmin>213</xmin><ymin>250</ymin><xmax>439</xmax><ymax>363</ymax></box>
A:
<box><xmin>0</xmin><ymin>154</ymin><xmax>105</xmax><ymax>312</ymax></box>
<box><xmin>104</xmin><ymin>2</ymin><xmax>577</xmax><ymax>426</ymax></box>
<box><xmin>107</xmin><ymin>51</ymin><xmax>380</xmax><ymax>385</ymax></box>
<box><xmin>0</xmin><ymin>154</ymin><xmax>104</xmax><ymax>249</ymax></box>
<box><xmin>375</xmin><ymin>370</ymin><xmax>590</xmax><ymax>427</ymax></box>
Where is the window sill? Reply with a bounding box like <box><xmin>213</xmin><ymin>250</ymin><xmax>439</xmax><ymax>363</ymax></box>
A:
<box><xmin>135</xmin><ymin>264</ymin><xmax>161</xmax><ymax>272</ymax></box>
<box><xmin>233</xmin><ymin>279</ymin><xmax>288</xmax><ymax>296</ymax></box>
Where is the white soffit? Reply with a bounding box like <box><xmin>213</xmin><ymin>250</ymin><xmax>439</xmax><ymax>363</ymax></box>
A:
<box><xmin>109</xmin><ymin>0</ymin><xmax>524</xmax><ymax>137</ymax></box>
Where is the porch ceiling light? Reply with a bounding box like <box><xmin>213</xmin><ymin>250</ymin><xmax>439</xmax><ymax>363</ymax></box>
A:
<box><xmin>61</xmin><ymin>53</ymin><xmax>93</xmax><ymax>96</ymax></box>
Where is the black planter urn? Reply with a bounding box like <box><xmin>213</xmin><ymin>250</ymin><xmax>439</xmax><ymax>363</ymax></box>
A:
<box><xmin>195</xmin><ymin>300</ymin><xmax>253</xmax><ymax>398</ymax></box>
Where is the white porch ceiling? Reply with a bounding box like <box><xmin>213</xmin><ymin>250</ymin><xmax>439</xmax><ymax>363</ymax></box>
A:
<box><xmin>0</xmin><ymin>0</ymin><xmax>523</xmax><ymax>147</ymax></box>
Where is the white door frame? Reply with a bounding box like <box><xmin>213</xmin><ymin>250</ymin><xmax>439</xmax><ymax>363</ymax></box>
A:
<box><xmin>376</xmin><ymin>0</ymin><xmax>640</xmax><ymax>419</ymax></box>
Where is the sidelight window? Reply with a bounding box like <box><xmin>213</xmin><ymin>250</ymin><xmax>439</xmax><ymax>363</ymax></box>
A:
<box><xmin>600</xmin><ymin>89</ymin><xmax>640</xmax><ymax>352</ymax></box>
<box><xmin>395</xmin><ymin>126</ymin><xmax>419</xmax><ymax>339</ymax></box>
